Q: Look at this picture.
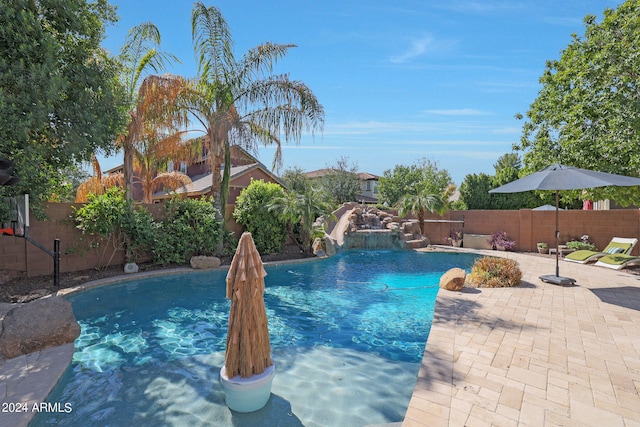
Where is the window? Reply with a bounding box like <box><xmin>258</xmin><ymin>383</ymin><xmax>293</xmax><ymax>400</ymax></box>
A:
<box><xmin>373</xmin><ymin>181</ymin><xmax>378</xmax><ymax>193</ymax></box>
<box><xmin>180</xmin><ymin>162</ymin><xmax>187</xmax><ymax>173</ymax></box>
<box><xmin>366</xmin><ymin>181</ymin><xmax>371</xmax><ymax>191</ymax></box>
<box><xmin>167</xmin><ymin>161</ymin><xmax>174</xmax><ymax>172</ymax></box>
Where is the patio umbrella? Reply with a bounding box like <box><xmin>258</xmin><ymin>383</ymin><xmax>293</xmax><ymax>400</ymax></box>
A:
<box><xmin>489</xmin><ymin>163</ymin><xmax>640</xmax><ymax>285</ymax></box>
<box><xmin>224</xmin><ymin>232</ymin><xmax>273</xmax><ymax>378</ymax></box>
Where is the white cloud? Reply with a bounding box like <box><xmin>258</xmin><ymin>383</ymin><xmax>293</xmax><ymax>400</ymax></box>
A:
<box><xmin>390</xmin><ymin>35</ymin><xmax>436</xmax><ymax>63</ymax></box>
<box><xmin>423</xmin><ymin>108</ymin><xmax>491</xmax><ymax>116</ymax></box>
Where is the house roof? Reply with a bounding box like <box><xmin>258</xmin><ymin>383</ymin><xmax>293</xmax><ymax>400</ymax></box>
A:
<box><xmin>304</xmin><ymin>168</ymin><xmax>379</xmax><ymax>180</ymax></box>
<box><xmin>153</xmin><ymin>162</ymin><xmax>286</xmax><ymax>200</ymax></box>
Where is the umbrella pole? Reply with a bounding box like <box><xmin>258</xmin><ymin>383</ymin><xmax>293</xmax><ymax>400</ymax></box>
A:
<box><xmin>555</xmin><ymin>190</ymin><xmax>560</xmax><ymax>277</ymax></box>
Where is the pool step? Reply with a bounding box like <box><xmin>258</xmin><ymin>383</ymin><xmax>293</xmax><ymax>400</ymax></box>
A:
<box><xmin>405</xmin><ymin>237</ymin><xmax>429</xmax><ymax>249</ymax></box>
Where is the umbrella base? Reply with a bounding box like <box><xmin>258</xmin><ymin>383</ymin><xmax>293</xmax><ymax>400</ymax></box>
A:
<box><xmin>220</xmin><ymin>364</ymin><xmax>275</xmax><ymax>413</ymax></box>
<box><xmin>539</xmin><ymin>274</ymin><xmax>576</xmax><ymax>286</ymax></box>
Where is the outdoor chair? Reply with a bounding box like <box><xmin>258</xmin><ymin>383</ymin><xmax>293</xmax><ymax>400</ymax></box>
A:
<box><xmin>594</xmin><ymin>253</ymin><xmax>640</xmax><ymax>270</ymax></box>
<box><xmin>563</xmin><ymin>237</ymin><xmax>637</xmax><ymax>264</ymax></box>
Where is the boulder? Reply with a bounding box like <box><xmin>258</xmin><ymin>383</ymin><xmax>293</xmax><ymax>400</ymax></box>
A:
<box><xmin>402</xmin><ymin>221</ymin><xmax>421</xmax><ymax>235</ymax></box>
<box><xmin>386</xmin><ymin>222</ymin><xmax>401</xmax><ymax>231</ymax></box>
<box><xmin>0</xmin><ymin>296</ymin><xmax>81</xmax><ymax>359</ymax></box>
<box><xmin>439</xmin><ymin>268</ymin><xmax>467</xmax><ymax>291</ymax></box>
<box><xmin>324</xmin><ymin>236</ymin><xmax>337</xmax><ymax>256</ymax></box>
<box><xmin>190</xmin><ymin>256</ymin><xmax>222</xmax><ymax>269</ymax></box>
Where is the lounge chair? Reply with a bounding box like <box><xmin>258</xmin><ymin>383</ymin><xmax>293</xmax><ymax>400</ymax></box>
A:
<box><xmin>594</xmin><ymin>253</ymin><xmax>640</xmax><ymax>270</ymax></box>
<box><xmin>563</xmin><ymin>237</ymin><xmax>637</xmax><ymax>264</ymax></box>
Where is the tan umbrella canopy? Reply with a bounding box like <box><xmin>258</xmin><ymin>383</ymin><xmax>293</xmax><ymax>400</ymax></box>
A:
<box><xmin>224</xmin><ymin>232</ymin><xmax>273</xmax><ymax>378</ymax></box>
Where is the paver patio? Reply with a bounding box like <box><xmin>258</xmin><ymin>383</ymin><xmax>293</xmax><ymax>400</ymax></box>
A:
<box><xmin>405</xmin><ymin>248</ymin><xmax>640</xmax><ymax>427</ymax></box>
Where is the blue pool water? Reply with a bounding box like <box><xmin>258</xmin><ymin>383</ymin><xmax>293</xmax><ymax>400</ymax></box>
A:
<box><xmin>31</xmin><ymin>250</ymin><xmax>478</xmax><ymax>427</ymax></box>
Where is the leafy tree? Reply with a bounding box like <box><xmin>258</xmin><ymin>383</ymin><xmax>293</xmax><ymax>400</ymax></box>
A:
<box><xmin>233</xmin><ymin>180</ymin><xmax>287</xmax><ymax>254</ymax></box>
<box><xmin>184</xmin><ymin>2</ymin><xmax>324</xmax><ymax>223</ymax></box>
<box><xmin>319</xmin><ymin>157</ymin><xmax>361</xmax><ymax>206</ymax></box>
<box><xmin>281</xmin><ymin>166</ymin><xmax>312</xmax><ymax>194</ymax></box>
<box><xmin>493</xmin><ymin>152</ymin><xmax>522</xmax><ymax>174</ymax></box>
<box><xmin>378</xmin><ymin>159</ymin><xmax>453</xmax><ymax>207</ymax></box>
<box><xmin>116</xmin><ymin>22</ymin><xmax>179</xmax><ymax>201</ymax></box>
<box><xmin>516</xmin><ymin>0</ymin><xmax>640</xmax><ymax>205</ymax></box>
<box><xmin>459</xmin><ymin>173</ymin><xmax>494</xmax><ymax>210</ymax></box>
<box><xmin>0</xmin><ymin>0</ymin><xmax>126</xmax><ymax>215</ymax></box>
<box><xmin>269</xmin><ymin>187</ymin><xmax>332</xmax><ymax>253</ymax></box>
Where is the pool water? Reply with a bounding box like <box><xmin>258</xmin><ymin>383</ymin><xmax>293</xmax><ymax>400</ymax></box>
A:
<box><xmin>31</xmin><ymin>250</ymin><xmax>478</xmax><ymax>427</ymax></box>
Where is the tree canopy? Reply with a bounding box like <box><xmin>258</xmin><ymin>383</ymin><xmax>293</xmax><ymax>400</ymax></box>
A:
<box><xmin>0</xmin><ymin>0</ymin><xmax>126</xmax><ymax>214</ymax></box>
<box><xmin>378</xmin><ymin>158</ymin><xmax>453</xmax><ymax>208</ymax></box>
<box><xmin>516</xmin><ymin>0</ymin><xmax>640</xmax><ymax>206</ymax></box>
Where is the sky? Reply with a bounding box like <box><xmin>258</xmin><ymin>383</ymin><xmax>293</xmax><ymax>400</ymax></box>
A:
<box><xmin>98</xmin><ymin>0</ymin><xmax>620</xmax><ymax>185</ymax></box>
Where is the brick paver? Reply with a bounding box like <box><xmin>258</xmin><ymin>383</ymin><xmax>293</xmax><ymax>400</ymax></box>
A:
<box><xmin>404</xmin><ymin>249</ymin><xmax>640</xmax><ymax>426</ymax></box>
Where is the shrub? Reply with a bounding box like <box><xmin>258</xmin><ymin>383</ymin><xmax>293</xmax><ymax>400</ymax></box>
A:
<box><xmin>154</xmin><ymin>196</ymin><xmax>222</xmax><ymax>265</ymax></box>
<box><xmin>73</xmin><ymin>187</ymin><xmax>156</xmax><ymax>268</ymax></box>
<box><xmin>233</xmin><ymin>180</ymin><xmax>287</xmax><ymax>254</ymax></box>
<box><xmin>467</xmin><ymin>256</ymin><xmax>522</xmax><ymax>288</ymax></box>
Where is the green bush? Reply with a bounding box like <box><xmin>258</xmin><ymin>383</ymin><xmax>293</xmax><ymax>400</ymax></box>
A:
<box><xmin>72</xmin><ymin>187</ymin><xmax>156</xmax><ymax>267</ymax></box>
<box><xmin>154</xmin><ymin>196</ymin><xmax>222</xmax><ymax>265</ymax></box>
<box><xmin>467</xmin><ymin>256</ymin><xmax>522</xmax><ymax>288</ymax></box>
<box><xmin>233</xmin><ymin>180</ymin><xmax>287</xmax><ymax>254</ymax></box>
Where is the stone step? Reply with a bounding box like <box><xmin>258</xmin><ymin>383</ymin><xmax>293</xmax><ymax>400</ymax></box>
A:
<box><xmin>405</xmin><ymin>239</ymin><xmax>428</xmax><ymax>249</ymax></box>
<box><xmin>403</xmin><ymin>233</ymin><xmax>414</xmax><ymax>240</ymax></box>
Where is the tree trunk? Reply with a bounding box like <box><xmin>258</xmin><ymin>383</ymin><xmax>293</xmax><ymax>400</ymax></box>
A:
<box><xmin>123</xmin><ymin>138</ymin><xmax>135</xmax><ymax>202</ymax></box>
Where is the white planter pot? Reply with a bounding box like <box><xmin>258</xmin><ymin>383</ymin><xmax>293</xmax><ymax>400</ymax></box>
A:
<box><xmin>220</xmin><ymin>364</ymin><xmax>275</xmax><ymax>412</ymax></box>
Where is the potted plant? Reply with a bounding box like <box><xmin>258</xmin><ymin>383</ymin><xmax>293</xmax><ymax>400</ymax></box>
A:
<box><xmin>488</xmin><ymin>231</ymin><xmax>516</xmax><ymax>251</ymax></box>
<box><xmin>566</xmin><ymin>234</ymin><xmax>596</xmax><ymax>251</ymax></box>
<box><xmin>537</xmin><ymin>242</ymin><xmax>548</xmax><ymax>254</ymax></box>
<box><xmin>446</xmin><ymin>228</ymin><xmax>463</xmax><ymax>247</ymax></box>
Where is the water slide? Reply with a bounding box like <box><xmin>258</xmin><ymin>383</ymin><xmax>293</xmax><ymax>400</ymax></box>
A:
<box><xmin>326</xmin><ymin>206</ymin><xmax>356</xmax><ymax>247</ymax></box>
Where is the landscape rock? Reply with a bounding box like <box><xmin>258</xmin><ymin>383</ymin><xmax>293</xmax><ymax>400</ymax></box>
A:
<box><xmin>402</xmin><ymin>221</ymin><xmax>421</xmax><ymax>235</ymax></box>
<box><xmin>190</xmin><ymin>256</ymin><xmax>222</xmax><ymax>269</ymax></box>
<box><xmin>439</xmin><ymin>268</ymin><xmax>467</xmax><ymax>291</ymax></box>
<box><xmin>0</xmin><ymin>296</ymin><xmax>81</xmax><ymax>359</ymax></box>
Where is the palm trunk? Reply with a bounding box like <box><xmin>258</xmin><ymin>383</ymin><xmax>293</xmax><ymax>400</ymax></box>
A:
<box><xmin>123</xmin><ymin>138</ymin><xmax>135</xmax><ymax>202</ymax></box>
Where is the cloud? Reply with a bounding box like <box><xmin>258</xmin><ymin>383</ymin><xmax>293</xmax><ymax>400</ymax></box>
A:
<box><xmin>389</xmin><ymin>35</ymin><xmax>458</xmax><ymax>64</ymax></box>
<box><xmin>423</xmin><ymin>108</ymin><xmax>491</xmax><ymax>116</ymax></box>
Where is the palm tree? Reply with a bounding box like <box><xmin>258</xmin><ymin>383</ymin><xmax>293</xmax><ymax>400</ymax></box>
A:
<box><xmin>185</xmin><ymin>2</ymin><xmax>324</xmax><ymax>220</ymax></box>
<box><xmin>117</xmin><ymin>22</ymin><xmax>179</xmax><ymax>201</ymax></box>
<box><xmin>131</xmin><ymin>75</ymin><xmax>194</xmax><ymax>203</ymax></box>
<box><xmin>75</xmin><ymin>156</ymin><xmax>124</xmax><ymax>203</ymax></box>
<box><xmin>269</xmin><ymin>187</ymin><xmax>332</xmax><ymax>253</ymax></box>
<box><xmin>397</xmin><ymin>187</ymin><xmax>447</xmax><ymax>236</ymax></box>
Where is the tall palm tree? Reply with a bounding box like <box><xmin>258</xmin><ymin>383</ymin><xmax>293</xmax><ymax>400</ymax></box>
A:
<box><xmin>185</xmin><ymin>2</ymin><xmax>324</xmax><ymax>220</ymax></box>
<box><xmin>117</xmin><ymin>22</ymin><xmax>179</xmax><ymax>201</ymax></box>
<box><xmin>132</xmin><ymin>75</ymin><xmax>194</xmax><ymax>203</ymax></box>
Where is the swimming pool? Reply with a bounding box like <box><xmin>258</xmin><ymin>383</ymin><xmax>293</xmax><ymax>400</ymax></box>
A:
<box><xmin>31</xmin><ymin>250</ymin><xmax>478</xmax><ymax>426</ymax></box>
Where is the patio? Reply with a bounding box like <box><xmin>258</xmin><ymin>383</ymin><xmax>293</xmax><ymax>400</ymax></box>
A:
<box><xmin>405</xmin><ymin>248</ymin><xmax>640</xmax><ymax>426</ymax></box>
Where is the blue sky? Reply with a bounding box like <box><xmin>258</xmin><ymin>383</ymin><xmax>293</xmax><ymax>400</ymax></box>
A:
<box><xmin>99</xmin><ymin>0</ymin><xmax>618</xmax><ymax>185</ymax></box>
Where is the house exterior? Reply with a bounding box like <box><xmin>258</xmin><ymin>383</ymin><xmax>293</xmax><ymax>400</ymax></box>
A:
<box><xmin>152</xmin><ymin>145</ymin><xmax>285</xmax><ymax>205</ymax></box>
<box><xmin>105</xmin><ymin>145</ymin><xmax>285</xmax><ymax>236</ymax></box>
<box><xmin>304</xmin><ymin>168</ymin><xmax>379</xmax><ymax>203</ymax></box>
